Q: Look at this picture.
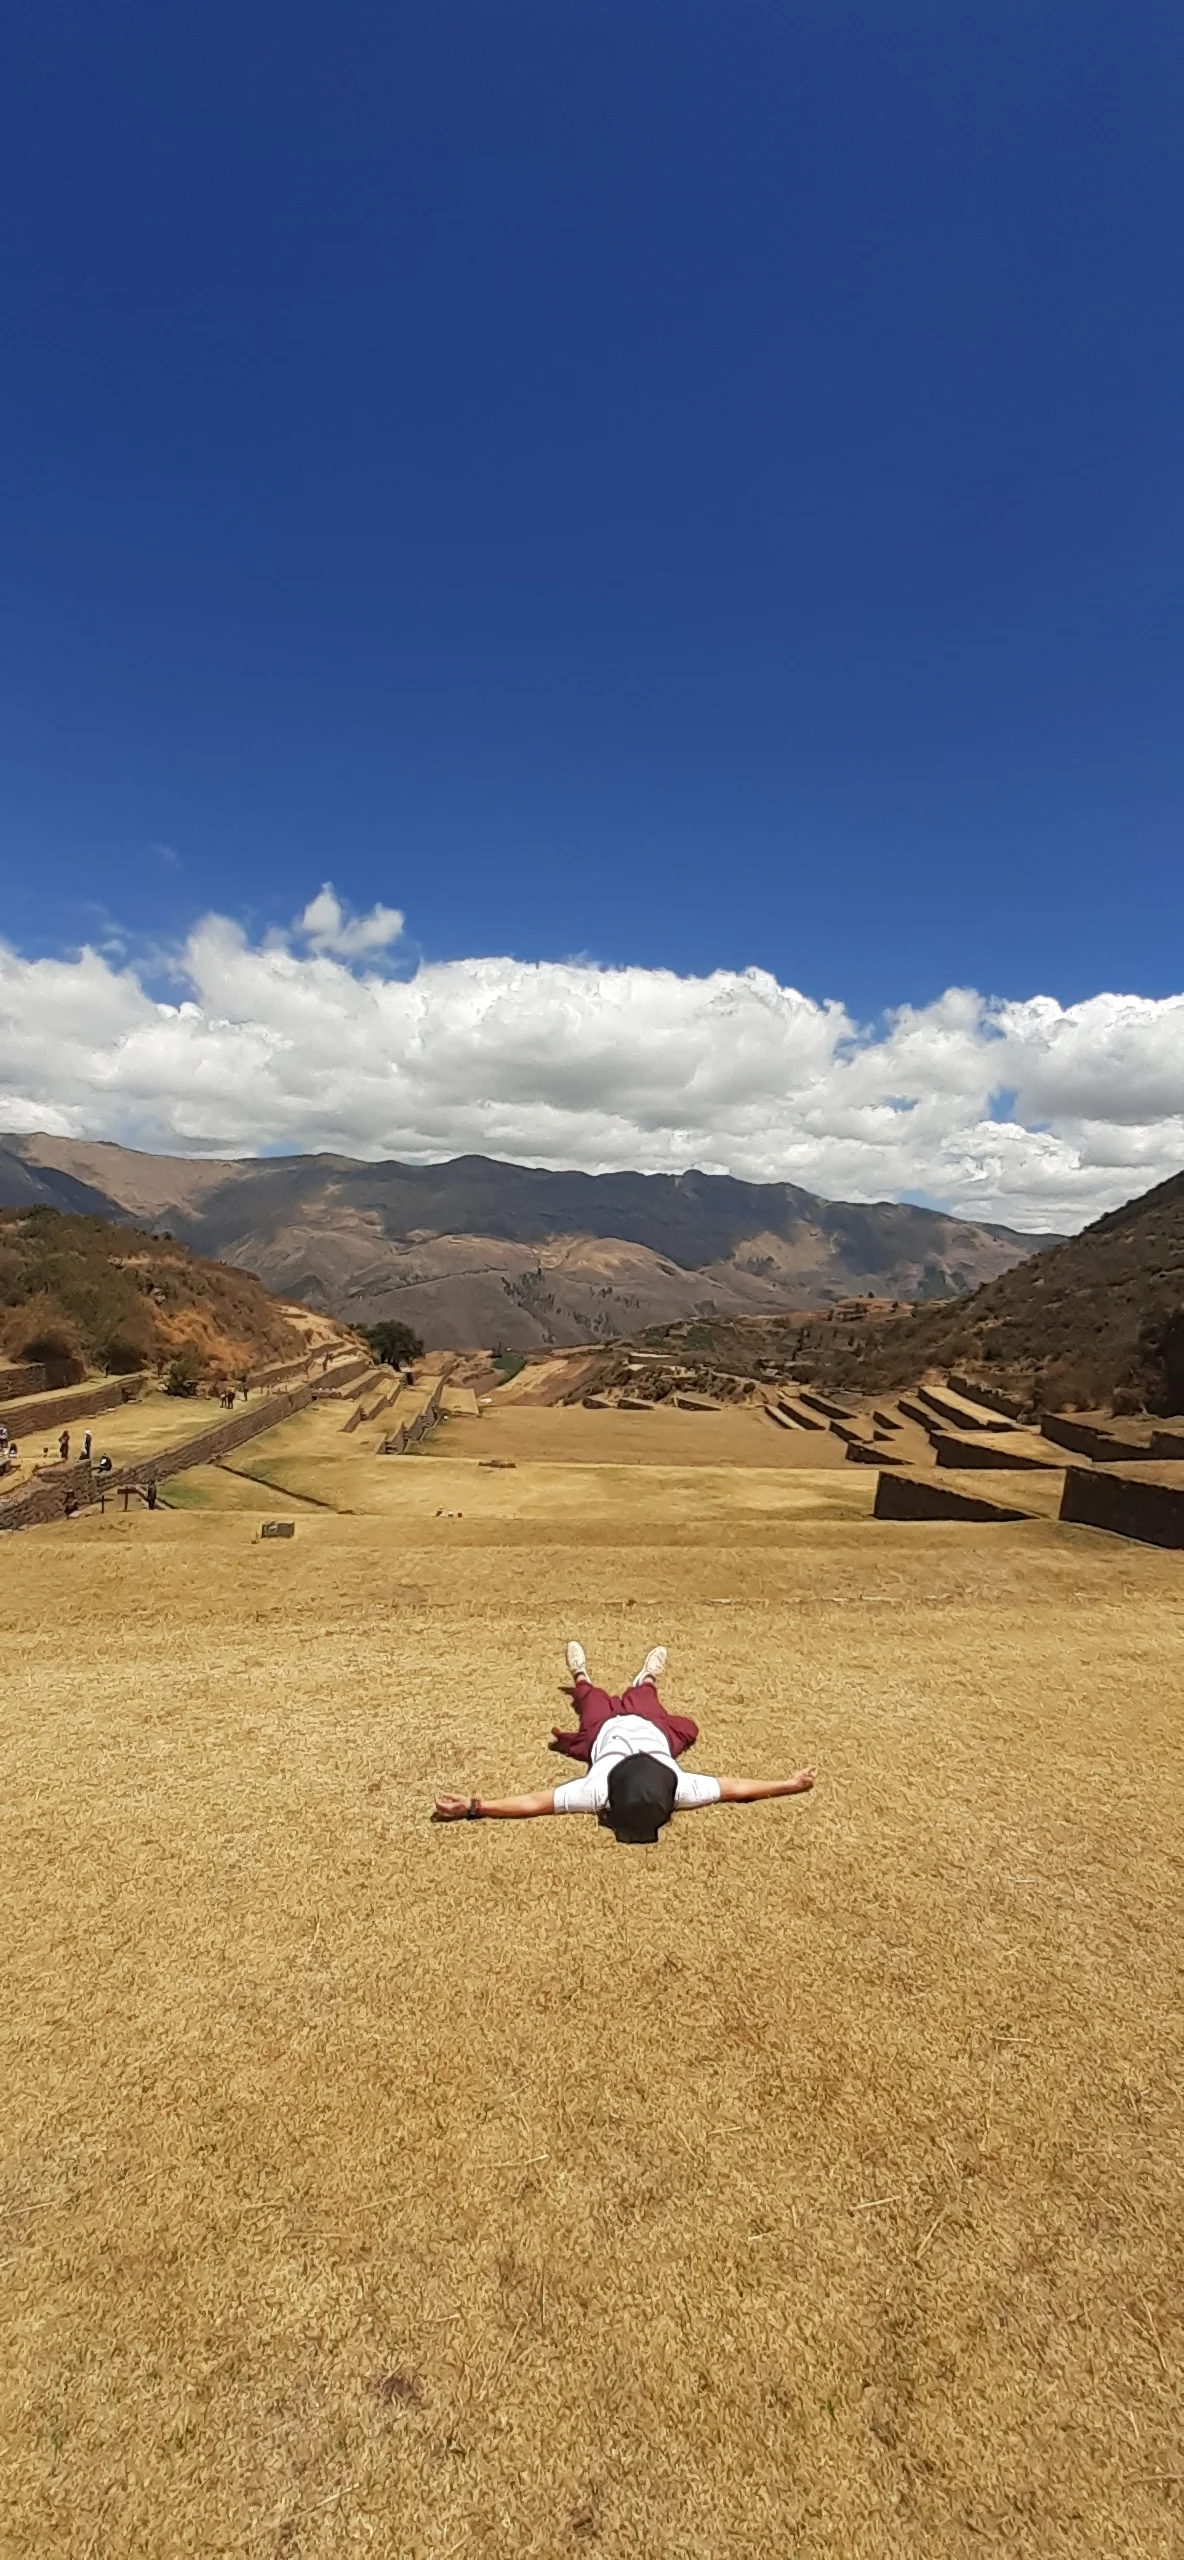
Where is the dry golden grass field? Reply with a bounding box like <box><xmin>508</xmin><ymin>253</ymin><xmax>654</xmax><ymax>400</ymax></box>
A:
<box><xmin>2</xmin><ymin>1440</ymin><xmax>1182</xmax><ymax>2559</ymax></box>
<box><xmin>164</xmin><ymin>1398</ymin><xmax>870</xmax><ymax>1536</ymax></box>
<box><xmin>422</xmin><ymin>1405</ymin><xmax>850</xmax><ymax>1469</ymax></box>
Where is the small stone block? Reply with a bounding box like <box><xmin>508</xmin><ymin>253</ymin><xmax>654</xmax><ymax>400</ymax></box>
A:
<box><xmin>261</xmin><ymin>1519</ymin><xmax>296</xmax><ymax>1538</ymax></box>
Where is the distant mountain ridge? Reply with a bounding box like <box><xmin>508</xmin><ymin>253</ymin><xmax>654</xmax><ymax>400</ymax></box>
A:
<box><xmin>1</xmin><ymin>1135</ymin><xmax>1062</xmax><ymax>1349</ymax></box>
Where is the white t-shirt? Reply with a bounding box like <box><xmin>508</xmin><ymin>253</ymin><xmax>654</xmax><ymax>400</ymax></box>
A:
<box><xmin>552</xmin><ymin>1713</ymin><xmax>720</xmax><ymax>1815</ymax></box>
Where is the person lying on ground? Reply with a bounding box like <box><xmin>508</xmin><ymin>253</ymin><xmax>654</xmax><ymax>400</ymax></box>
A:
<box><xmin>432</xmin><ymin>1641</ymin><xmax>815</xmax><ymax>1845</ymax></box>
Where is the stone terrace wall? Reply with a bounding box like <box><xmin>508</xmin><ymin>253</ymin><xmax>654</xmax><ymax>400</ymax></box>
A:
<box><xmin>932</xmin><ymin>1433</ymin><xmax>1053</xmax><ymax>1472</ymax></box>
<box><xmin>1039</xmin><ymin>1413</ymin><xmax>1155</xmax><ymax>1462</ymax></box>
<box><xmin>1059</xmin><ymin>1464</ymin><xmax>1184</xmax><ymax>1548</ymax></box>
<box><xmin>1</xmin><ymin>1376</ymin><xmax>149</xmax><ymax>1442</ymax></box>
<box><xmin>0</xmin><ymin>1458</ymin><xmax>95</xmax><ymax>1531</ymax></box>
<box><xmin>0</xmin><ymin>1362</ymin><xmax>56</xmax><ymax>1405</ymax></box>
<box><xmin>948</xmin><ymin>1374</ymin><xmax>1028</xmax><ymax>1421</ymax></box>
<box><xmin>0</xmin><ymin>1356</ymin><xmax>378</xmax><ymax>1528</ymax></box>
<box><xmin>332</xmin><ymin>1357</ymin><xmax>374</xmax><ymax>1388</ymax></box>
<box><xmin>248</xmin><ymin>1352</ymin><xmax>321</xmax><ymax>1392</ymax></box>
<box><xmin>874</xmin><ymin>1471</ymin><xmax>1028</xmax><ymax>1524</ymax></box>
<box><xmin>107</xmin><ymin>1382</ymin><xmax>319</xmax><ymax>1492</ymax></box>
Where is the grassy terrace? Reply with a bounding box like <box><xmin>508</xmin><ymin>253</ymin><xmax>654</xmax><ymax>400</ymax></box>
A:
<box><xmin>2</xmin><ymin>1456</ymin><xmax>1181</xmax><ymax>2558</ymax></box>
<box><xmin>160</xmin><ymin>1394</ymin><xmax>872</xmax><ymax>1535</ymax></box>
<box><xmin>1</xmin><ymin>1386</ymin><xmax>225</xmax><ymax>1472</ymax></box>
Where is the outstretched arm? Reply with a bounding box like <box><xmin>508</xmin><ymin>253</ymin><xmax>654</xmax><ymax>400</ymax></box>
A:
<box><xmin>716</xmin><ymin>1769</ymin><xmax>815</xmax><ymax>1804</ymax></box>
<box><xmin>432</xmin><ymin>1789</ymin><xmax>557</xmax><ymax>1822</ymax></box>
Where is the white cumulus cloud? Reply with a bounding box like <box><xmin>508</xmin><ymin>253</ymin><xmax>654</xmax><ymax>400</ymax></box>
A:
<box><xmin>1</xmin><ymin>902</ymin><xmax>1183</xmax><ymax>1232</ymax></box>
<box><xmin>294</xmin><ymin>882</ymin><xmax>405</xmax><ymax>959</ymax></box>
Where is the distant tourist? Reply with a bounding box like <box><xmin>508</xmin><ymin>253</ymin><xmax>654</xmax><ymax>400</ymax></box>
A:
<box><xmin>58</xmin><ymin>1429</ymin><xmax>70</xmax><ymax>1462</ymax></box>
<box><xmin>432</xmin><ymin>1644</ymin><xmax>815</xmax><ymax>1844</ymax></box>
<box><xmin>81</xmin><ymin>1430</ymin><xmax>92</xmax><ymax>1460</ymax></box>
<box><xmin>96</xmin><ymin>1453</ymin><xmax>113</xmax><ymax>1477</ymax></box>
<box><xmin>146</xmin><ymin>1479</ymin><xmax>158</xmax><ymax>1510</ymax></box>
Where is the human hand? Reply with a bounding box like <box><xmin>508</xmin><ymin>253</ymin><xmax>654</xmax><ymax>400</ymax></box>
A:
<box><xmin>432</xmin><ymin>1794</ymin><xmax>472</xmax><ymax>1822</ymax></box>
<box><xmin>790</xmin><ymin>1768</ymin><xmax>815</xmax><ymax>1793</ymax></box>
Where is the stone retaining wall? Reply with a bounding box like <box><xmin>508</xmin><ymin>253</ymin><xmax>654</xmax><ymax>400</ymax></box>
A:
<box><xmin>0</xmin><ymin>1361</ymin><xmax>56</xmax><ymax>1405</ymax></box>
<box><xmin>336</xmin><ymin>1356</ymin><xmax>374</xmax><ymax>1385</ymax></box>
<box><xmin>379</xmin><ymin>1404</ymin><xmax>441</xmax><ymax>1456</ymax></box>
<box><xmin>932</xmin><ymin>1433</ymin><xmax>1053</xmax><ymax>1471</ymax></box>
<box><xmin>248</xmin><ymin>1349</ymin><xmax>357</xmax><ymax>1393</ymax></box>
<box><xmin>0</xmin><ymin>1360</ymin><xmax>378</xmax><ymax>1528</ymax></box>
<box><xmin>917</xmin><ymin>1383</ymin><xmax>1008</xmax><ymax>1432</ymax></box>
<box><xmin>248</xmin><ymin>1353</ymin><xmax>315</xmax><ymax>1392</ymax></box>
<box><xmin>948</xmin><ymin>1374</ymin><xmax>1027</xmax><ymax>1420</ymax></box>
<box><xmin>313</xmin><ymin>1356</ymin><xmax>373</xmax><ymax>1396</ymax></box>
<box><xmin>0</xmin><ymin>1458</ymin><xmax>95</xmax><ymax>1531</ymax></box>
<box><xmin>378</xmin><ymin>1382</ymin><xmax>443</xmax><ymax>1456</ymax></box>
<box><xmin>797</xmin><ymin>1387</ymin><xmax>856</xmax><ymax>1421</ymax></box>
<box><xmin>0</xmin><ymin>1376</ymin><xmax>149</xmax><ymax>1442</ymax></box>
<box><xmin>1039</xmin><ymin>1413</ymin><xmax>1154</xmax><ymax>1462</ymax></box>
<box><xmin>1059</xmin><ymin>1465</ymin><xmax>1184</xmax><ymax>1548</ymax></box>
<box><xmin>107</xmin><ymin>1382</ymin><xmax>318</xmax><ymax>1493</ymax></box>
<box><xmin>897</xmin><ymin>1396</ymin><xmax>940</xmax><ymax>1436</ymax></box>
<box><xmin>874</xmin><ymin>1471</ymin><xmax>1028</xmax><ymax>1524</ymax></box>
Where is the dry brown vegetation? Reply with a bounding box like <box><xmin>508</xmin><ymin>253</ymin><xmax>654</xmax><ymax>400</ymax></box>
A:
<box><xmin>3</xmin><ymin>1468</ymin><xmax>1182</xmax><ymax>2558</ymax></box>
<box><xmin>0</xmin><ymin>1207</ymin><xmax>307</xmax><ymax>1386</ymax></box>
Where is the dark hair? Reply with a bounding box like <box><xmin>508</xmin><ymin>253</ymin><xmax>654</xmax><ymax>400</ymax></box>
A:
<box><xmin>605</xmin><ymin>1752</ymin><xmax>677</xmax><ymax>1845</ymax></box>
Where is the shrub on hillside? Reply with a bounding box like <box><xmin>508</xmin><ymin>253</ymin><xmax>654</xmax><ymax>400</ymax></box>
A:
<box><xmin>1134</xmin><ymin>1304</ymin><xmax>1184</xmax><ymax>1416</ymax></box>
<box><xmin>5</xmin><ymin>1305</ymin><xmax>87</xmax><ymax>1383</ymax></box>
<box><xmin>15</xmin><ymin>1323</ymin><xmax>83</xmax><ymax>1367</ymax></box>
<box><xmin>164</xmin><ymin>1344</ymin><xmax>204</xmax><ymax>1396</ymax></box>
<box><xmin>96</xmin><ymin>1328</ymin><xmax>151</xmax><ymax>1375</ymax></box>
<box><xmin>1038</xmin><ymin>1356</ymin><xmax>1111</xmax><ymax>1414</ymax></box>
<box><xmin>0</xmin><ymin>1205</ymin><xmax>305</xmax><ymax>1383</ymax></box>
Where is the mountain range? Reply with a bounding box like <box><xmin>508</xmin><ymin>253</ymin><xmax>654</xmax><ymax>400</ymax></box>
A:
<box><xmin>0</xmin><ymin>1133</ymin><xmax>1060</xmax><ymax>1349</ymax></box>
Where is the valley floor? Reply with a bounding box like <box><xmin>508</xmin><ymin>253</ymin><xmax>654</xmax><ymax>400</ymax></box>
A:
<box><xmin>2</xmin><ymin>1469</ymin><xmax>1181</xmax><ymax>2557</ymax></box>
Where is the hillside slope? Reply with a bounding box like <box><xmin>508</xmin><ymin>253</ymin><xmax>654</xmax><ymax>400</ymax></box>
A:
<box><xmin>0</xmin><ymin>1140</ymin><xmax>137</xmax><ymax>1221</ymax></box>
<box><xmin>5</xmin><ymin>1136</ymin><xmax>1060</xmax><ymax>1349</ymax></box>
<box><xmin>0</xmin><ymin>1206</ymin><xmax>308</xmax><ymax>1383</ymax></box>
<box><xmin>788</xmin><ymin>1165</ymin><xmax>1184</xmax><ymax>1413</ymax></box>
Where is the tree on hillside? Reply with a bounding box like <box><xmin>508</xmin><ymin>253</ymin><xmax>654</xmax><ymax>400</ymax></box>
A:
<box><xmin>361</xmin><ymin>1320</ymin><xmax>424</xmax><ymax>1368</ymax></box>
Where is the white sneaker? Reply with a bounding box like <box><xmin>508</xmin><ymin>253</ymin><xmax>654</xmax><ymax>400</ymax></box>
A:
<box><xmin>565</xmin><ymin>1640</ymin><xmax>588</xmax><ymax>1681</ymax></box>
<box><xmin>630</xmin><ymin>1645</ymin><xmax>667</xmax><ymax>1688</ymax></box>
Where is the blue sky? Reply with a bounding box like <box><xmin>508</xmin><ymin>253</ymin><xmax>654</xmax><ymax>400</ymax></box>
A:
<box><xmin>2</xmin><ymin>2</ymin><xmax>1183</xmax><ymax>1224</ymax></box>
